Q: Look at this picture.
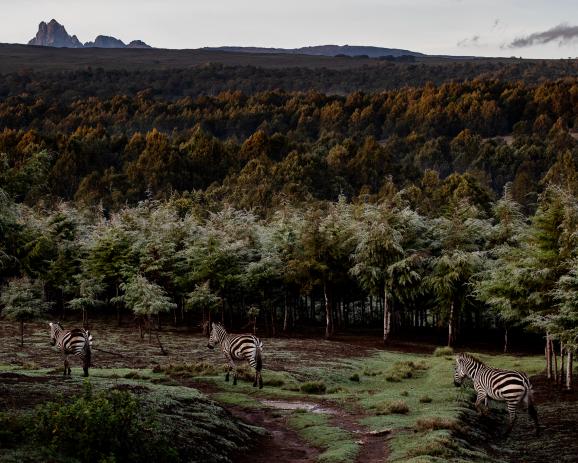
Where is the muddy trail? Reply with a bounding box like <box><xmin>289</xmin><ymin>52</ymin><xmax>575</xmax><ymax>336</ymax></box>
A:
<box><xmin>498</xmin><ymin>375</ymin><xmax>578</xmax><ymax>463</ymax></box>
<box><xmin>174</xmin><ymin>377</ymin><xmax>390</xmax><ymax>463</ymax></box>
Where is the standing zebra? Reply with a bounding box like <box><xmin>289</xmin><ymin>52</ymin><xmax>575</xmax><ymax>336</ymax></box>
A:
<box><xmin>207</xmin><ymin>322</ymin><xmax>263</xmax><ymax>388</ymax></box>
<box><xmin>454</xmin><ymin>352</ymin><xmax>539</xmax><ymax>435</ymax></box>
<box><xmin>49</xmin><ymin>322</ymin><xmax>93</xmax><ymax>377</ymax></box>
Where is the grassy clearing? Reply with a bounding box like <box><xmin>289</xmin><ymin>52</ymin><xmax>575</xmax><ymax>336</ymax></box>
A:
<box><xmin>288</xmin><ymin>411</ymin><xmax>359</xmax><ymax>463</ymax></box>
<box><xmin>0</xmin><ymin>322</ymin><xmax>551</xmax><ymax>463</ymax></box>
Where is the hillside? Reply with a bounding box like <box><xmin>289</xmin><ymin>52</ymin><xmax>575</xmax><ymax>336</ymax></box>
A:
<box><xmin>204</xmin><ymin>44</ymin><xmax>425</xmax><ymax>57</ymax></box>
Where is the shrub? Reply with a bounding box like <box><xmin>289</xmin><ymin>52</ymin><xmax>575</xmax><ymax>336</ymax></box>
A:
<box><xmin>264</xmin><ymin>377</ymin><xmax>285</xmax><ymax>387</ymax></box>
<box><xmin>300</xmin><ymin>381</ymin><xmax>326</xmax><ymax>394</ymax></box>
<box><xmin>349</xmin><ymin>373</ymin><xmax>360</xmax><ymax>382</ymax></box>
<box><xmin>385</xmin><ymin>360</ymin><xmax>428</xmax><ymax>382</ymax></box>
<box><xmin>433</xmin><ymin>346</ymin><xmax>454</xmax><ymax>357</ymax></box>
<box><xmin>31</xmin><ymin>381</ymin><xmax>176</xmax><ymax>463</ymax></box>
<box><xmin>415</xmin><ymin>417</ymin><xmax>459</xmax><ymax>432</ymax></box>
<box><xmin>419</xmin><ymin>395</ymin><xmax>433</xmax><ymax>403</ymax></box>
<box><xmin>374</xmin><ymin>400</ymin><xmax>410</xmax><ymax>415</ymax></box>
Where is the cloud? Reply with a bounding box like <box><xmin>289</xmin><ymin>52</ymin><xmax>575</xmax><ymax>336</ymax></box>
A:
<box><xmin>457</xmin><ymin>35</ymin><xmax>480</xmax><ymax>47</ymax></box>
<box><xmin>492</xmin><ymin>19</ymin><xmax>500</xmax><ymax>30</ymax></box>
<box><xmin>508</xmin><ymin>23</ymin><xmax>578</xmax><ymax>48</ymax></box>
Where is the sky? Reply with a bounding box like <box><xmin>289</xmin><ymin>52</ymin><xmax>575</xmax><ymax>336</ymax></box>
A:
<box><xmin>2</xmin><ymin>0</ymin><xmax>578</xmax><ymax>58</ymax></box>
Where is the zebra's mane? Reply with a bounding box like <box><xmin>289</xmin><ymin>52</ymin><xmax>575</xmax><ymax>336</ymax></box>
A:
<box><xmin>458</xmin><ymin>352</ymin><xmax>485</xmax><ymax>365</ymax></box>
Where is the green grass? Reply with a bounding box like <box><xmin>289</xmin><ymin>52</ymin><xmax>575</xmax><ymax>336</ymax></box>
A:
<box><xmin>288</xmin><ymin>412</ymin><xmax>359</xmax><ymax>463</ymax></box>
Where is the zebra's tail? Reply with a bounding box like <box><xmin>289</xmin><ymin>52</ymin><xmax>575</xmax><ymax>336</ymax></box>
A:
<box><xmin>255</xmin><ymin>341</ymin><xmax>263</xmax><ymax>372</ymax></box>
<box><xmin>83</xmin><ymin>331</ymin><xmax>92</xmax><ymax>376</ymax></box>
<box><xmin>526</xmin><ymin>384</ymin><xmax>540</xmax><ymax>435</ymax></box>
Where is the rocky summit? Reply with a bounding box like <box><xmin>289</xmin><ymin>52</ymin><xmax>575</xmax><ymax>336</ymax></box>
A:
<box><xmin>28</xmin><ymin>19</ymin><xmax>83</xmax><ymax>48</ymax></box>
<box><xmin>27</xmin><ymin>20</ymin><xmax>151</xmax><ymax>49</ymax></box>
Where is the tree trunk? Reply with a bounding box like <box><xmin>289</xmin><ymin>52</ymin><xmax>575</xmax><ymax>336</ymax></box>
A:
<box><xmin>270</xmin><ymin>307</ymin><xmax>276</xmax><ymax>337</ymax></box>
<box><xmin>324</xmin><ymin>281</ymin><xmax>333</xmax><ymax>339</ymax></box>
<box><xmin>553</xmin><ymin>338</ymin><xmax>559</xmax><ymax>384</ymax></box>
<box><xmin>20</xmin><ymin>321</ymin><xmax>24</xmax><ymax>347</ymax></box>
<box><xmin>283</xmin><ymin>293</ymin><xmax>289</xmax><ymax>332</ymax></box>
<box><xmin>546</xmin><ymin>333</ymin><xmax>552</xmax><ymax>380</ymax></box>
<box><xmin>503</xmin><ymin>327</ymin><xmax>508</xmax><ymax>353</ymax></box>
<box><xmin>566</xmin><ymin>350</ymin><xmax>573</xmax><ymax>391</ymax></box>
<box><xmin>447</xmin><ymin>301</ymin><xmax>454</xmax><ymax>347</ymax></box>
<box><xmin>383</xmin><ymin>289</ymin><xmax>391</xmax><ymax>344</ymax></box>
<box><xmin>560</xmin><ymin>343</ymin><xmax>565</xmax><ymax>386</ymax></box>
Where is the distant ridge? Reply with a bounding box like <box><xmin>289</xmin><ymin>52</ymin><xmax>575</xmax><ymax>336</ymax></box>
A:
<box><xmin>203</xmin><ymin>44</ymin><xmax>425</xmax><ymax>58</ymax></box>
<box><xmin>28</xmin><ymin>19</ymin><xmax>151</xmax><ymax>49</ymax></box>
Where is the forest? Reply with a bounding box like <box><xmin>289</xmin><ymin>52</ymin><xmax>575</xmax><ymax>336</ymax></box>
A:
<box><xmin>2</xmin><ymin>74</ymin><xmax>578</xmax><ymax>372</ymax></box>
<box><xmin>2</xmin><ymin>58</ymin><xmax>578</xmax><ymax>463</ymax></box>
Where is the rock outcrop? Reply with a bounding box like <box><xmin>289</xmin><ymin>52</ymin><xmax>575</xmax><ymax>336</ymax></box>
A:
<box><xmin>28</xmin><ymin>20</ymin><xmax>152</xmax><ymax>49</ymax></box>
<box><xmin>28</xmin><ymin>19</ymin><xmax>83</xmax><ymax>48</ymax></box>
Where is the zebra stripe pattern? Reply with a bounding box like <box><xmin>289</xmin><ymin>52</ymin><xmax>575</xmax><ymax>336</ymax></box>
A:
<box><xmin>49</xmin><ymin>322</ymin><xmax>93</xmax><ymax>377</ymax></box>
<box><xmin>207</xmin><ymin>322</ymin><xmax>263</xmax><ymax>388</ymax></box>
<box><xmin>454</xmin><ymin>352</ymin><xmax>539</xmax><ymax>435</ymax></box>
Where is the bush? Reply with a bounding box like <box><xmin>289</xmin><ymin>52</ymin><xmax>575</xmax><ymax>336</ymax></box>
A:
<box><xmin>0</xmin><ymin>412</ymin><xmax>28</xmax><ymax>448</ymax></box>
<box><xmin>433</xmin><ymin>346</ymin><xmax>454</xmax><ymax>357</ymax></box>
<box><xmin>32</xmin><ymin>381</ymin><xmax>176</xmax><ymax>463</ymax></box>
<box><xmin>349</xmin><ymin>373</ymin><xmax>360</xmax><ymax>382</ymax></box>
<box><xmin>374</xmin><ymin>400</ymin><xmax>410</xmax><ymax>415</ymax></box>
<box><xmin>385</xmin><ymin>360</ymin><xmax>428</xmax><ymax>382</ymax></box>
<box><xmin>415</xmin><ymin>417</ymin><xmax>459</xmax><ymax>432</ymax></box>
<box><xmin>300</xmin><ymin>381</ymin><xmax>326</xmax><ymax>394</ymax></box>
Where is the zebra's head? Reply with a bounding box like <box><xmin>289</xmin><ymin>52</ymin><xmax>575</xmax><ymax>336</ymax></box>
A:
<box><xmin>207</xmin><ymin>322</ymin><xmax>224</xmax><ymax>349</ymax></box>
<box><xmin>48</xmin><ymin>322</ymin><xmax>62</xmax><ymax>346</ymax></box>
<box><xmin>454</xmin><ymin>354</ymin><xmax>467</xmax><ymax>387</ymax></box>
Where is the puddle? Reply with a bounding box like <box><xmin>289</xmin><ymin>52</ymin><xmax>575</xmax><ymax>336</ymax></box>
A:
<box><xmin>261</xmin><ymin>400</ymin><xmax>336</xmax><ymax>414</ymax></box>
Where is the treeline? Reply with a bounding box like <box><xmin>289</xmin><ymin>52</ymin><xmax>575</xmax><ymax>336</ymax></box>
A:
<box><xmin>2</xmin><ymin>59</ymin><xmax>578</xmax><ymax>99</ymax></box>
<box><xmin>2</xmin><ymin>79</ymin><xmax>578</xmax><ymax>213</ymax></box>
<box><xmin>1</xmin><ymin>185</ymin><xmax>578</xmax><ymax>382</ymax></box>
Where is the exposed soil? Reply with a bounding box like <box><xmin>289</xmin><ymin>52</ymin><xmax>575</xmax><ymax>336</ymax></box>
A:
<box><xmin>499</xmin><ymin>375</ymin><xmax>578</xmax><ymax>463</ymax></box>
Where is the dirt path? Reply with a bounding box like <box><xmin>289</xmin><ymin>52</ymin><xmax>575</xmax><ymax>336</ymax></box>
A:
<box><xmin>499</xmin><ymin>375</ymin><xmax>578</xmax><ymax>463</ymax></box>
<box><xmin>327</xmin><ymin>400</ymin><xmax>390</xmax><ymax>463</ymax></box>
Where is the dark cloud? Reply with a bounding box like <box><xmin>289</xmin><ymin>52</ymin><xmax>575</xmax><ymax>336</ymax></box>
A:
<box><xmin>508</xmin><ymin>23</ymin><xmax>578</xmax><ymax>48</ymax></box>
<box><xmin>457</xmin><ymin>35</ymin><xmax>480</xmax><ymax>47</ymax></box>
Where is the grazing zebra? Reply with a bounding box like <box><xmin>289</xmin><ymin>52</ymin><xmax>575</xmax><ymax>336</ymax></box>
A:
<box><xmin>49</xmin><ymin>322</ymin><xmax>93</xmax><ymax>377</ymax></box>
<box><xmin>207</xmin><ymin>322</ymin><xmax>263</xmax><ymax>388</ymax></box>
<box><xmin>454</xmin><ymin>352</ymin><xmax>539</xmax><ymax>435</ymax></box>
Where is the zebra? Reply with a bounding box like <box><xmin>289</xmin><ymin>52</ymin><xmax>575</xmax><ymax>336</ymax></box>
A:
<box><xmin>49</xmin><ymin>322</ymin><xmax>93</xmax><ymax>377</ymax></box>
<box><xmin>207</xmin><ymin>322</ymin><xmax>263</xmax><ymax>388</ymax></box>
<box><xmin>454</xmin><ymin>352</ymin><xmax>539</xmax><ymax>435</ymax></box>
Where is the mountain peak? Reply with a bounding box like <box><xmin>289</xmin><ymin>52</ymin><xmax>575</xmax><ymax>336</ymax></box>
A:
<box><xmin>28</xmin><ymin>19</ymin><xmax>83</xmax><ymax>48</ymax></box>
<box><xmin>27</xmin><ymin>20</ymin><xmax>151</xmax><ymax>49</ymax></box>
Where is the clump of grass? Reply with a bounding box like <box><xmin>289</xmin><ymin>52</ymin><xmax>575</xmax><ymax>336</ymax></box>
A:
<box><xmin>300</xmin><ymin>381</ymin><xmax>326</xmax><ymax>394</ymax></box>
<box><xmin>161</xmin><ymin>361</ymin><xmax>223</xmax><ymax>377</ymax></box>
<box><xmin>349</xmin><ymin>373</ymin><xmax>360</xmax><ymax>382</ymax></box>
<box><xmin>419</xmin><ymin>395</ymin><xmax>432</xmax><ymax>403</ymax></box>
<box><xmin>433</xmin><ymin>346</ymin><xmax>454</xmax><ymax>357</ymax></box>
<box><xmin>405</xmin><ymin>432</ymin><xmax>457</xmax><ymax>459</ymax></box>
<box><xmin>385</xmin><ymin>360</ymin><xmax>428</xmax><ymax>382</ymax></box>
<box><xmin>362</xmin><ymin>369</ymin><xmax>381</xmax><ymax>376</ymax></box>
<box><xmin>327</xmin><ymin>386</ymin><xmax>348</xmax><ymax>394</ymax></box>
<box><xmin>21</xmin><ymin>361</ymin><xmax>39</xmax><ymax>370</ymax></box>
<box><xmin>415</xmin><ymin>417</ymin><xmax>458</xmax><ymax>432</ymax></box>
<box><xmin>400</xmin><ymin>390</ymin><xmax>409</xmax><ymax>397</ymax></box>
<box><xmin>264</xmin><ymin>377</ymin><xmax>284</xmax><ymax>387</ymax></box>
<box><xmin>124</xmin><ymin>371</ymin><xmax>141</xmax><ymax>379</ymax></box>
<box><xmin>373</xmin><ymin>400</ymin><xmax>410</xmax><ymax>415</ymax></box>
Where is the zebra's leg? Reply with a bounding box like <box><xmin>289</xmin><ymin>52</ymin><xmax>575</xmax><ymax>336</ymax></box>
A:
<box><xmin>258</xmin><ymin>371</ymin><xmax>263</xmax><ymax>389</ymax></box>
<box><xmin>63</xmin><ymin>355</ymin><xmax>70</xmax><ymax>376</ymax></box>
<box><xmin>474</xmin><ymin>392</ymin><xmax>488</xmax><ymax>415</ymax></box>
<box><xmin>505</xmin><ymin>401</ymin><xmax>518</xmax><ymax>436</ymax></box>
